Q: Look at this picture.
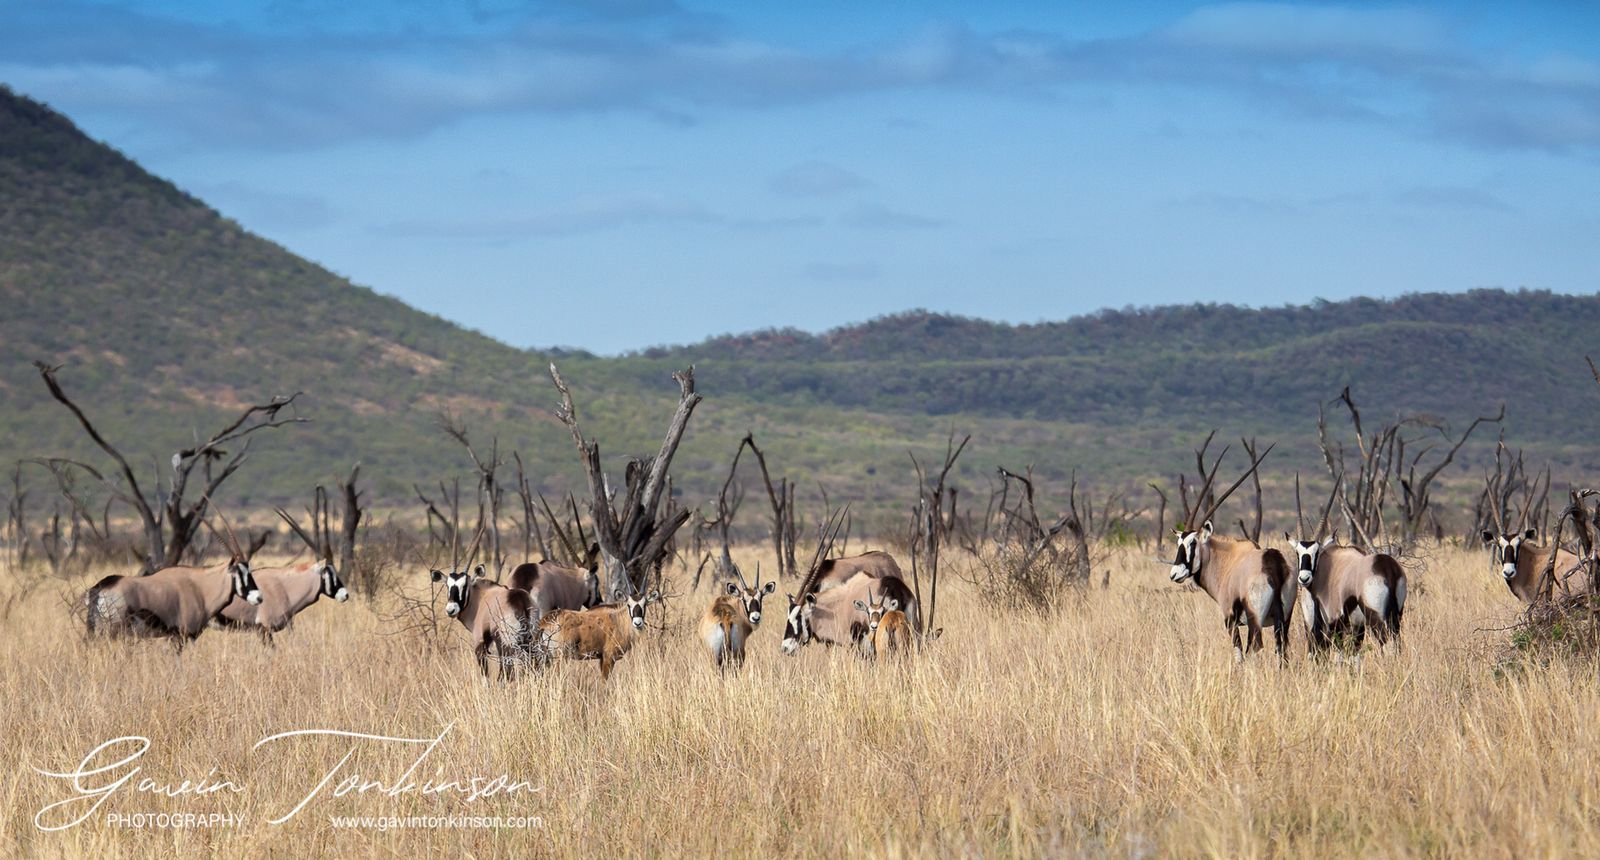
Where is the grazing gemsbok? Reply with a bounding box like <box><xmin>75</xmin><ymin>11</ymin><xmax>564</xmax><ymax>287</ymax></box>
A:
<box><xmin>539</xmin><ymin>587</ymin><xmax>661</xmax><ymax>680</ymax></box>
<box><xmin>216</xmin><ymin>507</ymin><xmax>351</xmax><ymax>644</ymax></box>
<box><xmin>698</xmin><ymin>563</ymin><xmax>776</xmax><ymax>671</ymax></box>
<box><xmin>1285</xmin><ymin>475</ymin><xmax>1406</xmax><ymax>656</ymax></box>
<box><xmin>853</xmin><ymin>587</ymin><xmax>912</xmax><ymax>658</ymax></box>
<box><xmin>84</xmin><ymin>514</ymin><xmax>262</xmax><ymax>650</ymax></box>
<box><xmin>508</xmin><ymin>542</ymin><xmax>602</xmax><ymax>616</ymax></box>
<box><xmin>782</xmin><ymin>571</ymin><xmax>918</xmax><ymax>656</ymax></box>
<box><xmin>812</xmin><ymin>550</ymin><xmax>904</xmax><ymax>593</ymax></box>
<box><xmin>432</xmin><ymin>564</ymin><xmax>537</xmax><ymax>681</ymax></box>
<box><xmin>1482</xmin><ymin>528</ymin><xmax>1589</xmax><ymax>603</ymax></box>
<box><xmin>1166</xmin><ymin>443</ymin><xmax>1295</xmax><ymax>663</ymax></box>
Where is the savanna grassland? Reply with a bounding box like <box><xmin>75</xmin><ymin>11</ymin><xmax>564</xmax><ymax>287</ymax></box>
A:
<box><xmin>2</xmin><ymin>542</ymin><xmax>1597</xmax><ymax>858</ymax></box>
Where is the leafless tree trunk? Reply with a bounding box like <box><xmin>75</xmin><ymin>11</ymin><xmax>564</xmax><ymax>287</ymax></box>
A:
<box><xmin>33</xmin><ymin>361</ymin><xmax>305</xmax><ymax>573</ymax></box>
<box><xmin>549</xmin><ymin>363</ymin><xmax>702</xmax><ymax>598</ymax></box>
<box><xmin>441</xmin><ymin>415</ymin><xmax>504</xmax><ymax>574</ymax></box>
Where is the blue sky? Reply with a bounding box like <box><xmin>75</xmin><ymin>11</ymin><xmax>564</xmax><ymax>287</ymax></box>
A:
<box><xmin>4</xmin><ymin>1</ymin><xmax>1599</xmax><ymax>353</ymax></box>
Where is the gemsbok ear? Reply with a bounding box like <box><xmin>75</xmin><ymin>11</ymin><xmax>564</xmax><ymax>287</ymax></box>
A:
<box><xmin>1523</xmin><ymin>529</ymin><xmax>1537</xmax><ymax>540</ymax></box>
<box><xmin>1200</xmin><ymin>520</ymin><xmax>1214</xmax><ymax>539</ymax></box>
<box><xmin>853</xmin><ymin>599</ymin><xmax>868</xmax><ymax>612</ymax></box>
<box><xmin>762</xmin><ymin>581</ymin><xmax>776</xmax><ymax>595</ymax></box>
<box><xmin>804</xmin><ymin>593</ymin><xmax>817</xmax><ymax>606</ymax></box>
<box><xmin>1283</xmin><ymin>531</ymin><xmax>1292</xmax><ymax>542</ymax></box>
<box><xmin>1321</xmin><ymin>534</ymin><xmax>1335</xmax><ymax>549</ymax></box>
<box><xmin>725</xmin><ymin>581</ymin><xmax>740</xmax><ymax>596</ymax></box>
<box><xmin>885</xmin><ymin>598</ymin><xmax>899</xmax><ymax>611</ymax></box>
<box><xmin>430</xmin><ymin>569</ymin><xmax>444</xmax><ymax>582</ymax></box>
<box><xmin>1481</xmin><ymin>530</ymin><xmax>1495</xmax><ymax>544</ymax></box>
<box><xmin>473</xmin><ymin>564</ymin><xmax>486</xmax><ymax>577</ymax></box>
<box><xmin>647</xmin><ymin>589</ymin><xmax>661</xmax><ymax>603</ymax></box>
<box><xmin>613</xmin><ymin>587</ymin><xmax>627</xmax><ymax>602</ymax></box>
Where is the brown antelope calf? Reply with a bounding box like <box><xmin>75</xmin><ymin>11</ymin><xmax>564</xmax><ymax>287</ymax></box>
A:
<box><xmin>781</xmin><ymin>571</ymin><xmax>917</xmax><ymax>656</ymax></box>
<box><xmin>1482</xmin><ymin>529</ymin><xmax>1590</xmax><ymax>603</ymax></box>
<box><xmin>1286</xmin><ymin>536</ymin><xmax>1406</xmax><ymax>655</ymax></box>
<box><xmin>539</xmin><ymin>587</ymin><xmax>660</xmax><ymax>680</ymax></box>
<box><xmin>852</xmin><ymin>588</ymin><xmax>912</xmax><ymax>658</ymax></box>
<box><xmin>698</xmin><ymin>567</ymin><xmax>775</xmax><ymax>671</ymax></box>
<box><xmin>216</xmin><ymin>559</ymin><xmax>349</xmax><ymax>645</ymax></box>
<box><xmin>85</xmin><ymin>558</ymin><xmax>263</xmax><ymax>650</ymax></box>
<box><xmin>1169</xmin><ymin>521</ymin><xmax>1295</xmax><ymax>662</ymax></box>
<box><xmin>432</xmin><ymin>565</ymin><xmax>536</xmax><ymax>681</ymax></box>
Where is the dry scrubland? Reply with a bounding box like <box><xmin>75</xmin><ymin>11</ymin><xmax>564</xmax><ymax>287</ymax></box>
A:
<box><xmin>2</xmin><ymin>544</ymin><xmax>1598</xmax><ymax>858</ymax></box>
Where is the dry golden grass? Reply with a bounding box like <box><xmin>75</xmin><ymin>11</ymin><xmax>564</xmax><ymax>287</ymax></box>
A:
<box><xmin>2</xmin><ymin>543</ymin><xmax>1597</xmax><ymax>858</ymax></box>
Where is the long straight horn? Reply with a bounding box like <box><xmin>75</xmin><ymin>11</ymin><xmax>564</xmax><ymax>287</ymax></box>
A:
<box><xmin>1196</xmin><ymin>442</ymin><xmax>1275</xmax><ymax>527</ymax></box>
<box><xmin>798</xmin><ymin>503</ymin><xmax>848</xmax><ymax>598</ymax></box>
<box><xmin>203</xmin><ymin>492</ymin><xmax>246</xmax><ymax>561</ymax></box>
<box><xmin>1294</xmin><ymin>472</ymin><xmax>1306</xmax><ymax>538</ymax></box>
<box><xmin>1315</xmin><ymin>467</ymin><xmax>1343</xmax><ymax>542</ymax></box>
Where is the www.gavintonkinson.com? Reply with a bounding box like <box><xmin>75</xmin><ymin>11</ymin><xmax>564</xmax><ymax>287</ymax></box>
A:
<box><xmin>329</xmin><ymin>814</ymin><xmax>543</xmax><ymax>832</ymax></box>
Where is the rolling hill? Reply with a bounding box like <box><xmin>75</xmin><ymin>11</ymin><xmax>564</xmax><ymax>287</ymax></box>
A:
<box><xmin>2</xmin><ymin>85</ymin><xmax>1597</xmax><ymax>530</ymax></box>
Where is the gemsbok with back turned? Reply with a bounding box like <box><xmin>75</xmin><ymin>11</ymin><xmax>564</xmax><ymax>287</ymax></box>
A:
<box><xmin>1285</xmin><ymin>474</ymin><xmax>1406</xmax><ymax>656</ymax></box>
<box><xmin>508</xmin><ymin>542</ymin><xmax>603</xmax><ymax>616</ymax></box>
<box><xmin>84</xmin><ymin>509</ymin><xmax>262</xmax><ymax>651</ymax></box>
<box><xmin>699</xmin><ymin>562</ymin><xmax>775</xmax><ymax>671</ymax></box>
<box><xmin>1166</xmin><ymin>442</ymin><xmax>1295</xmax><ymax>663</ymax></box>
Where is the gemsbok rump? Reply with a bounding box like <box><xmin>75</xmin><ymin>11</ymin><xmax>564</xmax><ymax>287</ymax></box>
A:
<box><xmin>432</xmin><ymin>564</ymin><xmax>537</xmax><ymax>681</ymax></box>
<box><xmin>508</xmin><ymin>543</ymin><xmax>602</xmax><ymax>616</ymax></box>
<box><xmin>1483</xmin><ymin>528</ymin><xmax>1590</xmax><ymax>603</ymax></box>
<box><xmin>1285</xmin><ymin>475</ymin><xmax>1405</xmax><ymax>655</ymax></box>
<box><xmin>698</xmin><ymin>564</ymin><xmax>775</xmax><ymax>671</ymax></box>
<box><xmin>539</xmin><ymin>587</ymin><xmax>660</xmax><ymax>680</ymax></box>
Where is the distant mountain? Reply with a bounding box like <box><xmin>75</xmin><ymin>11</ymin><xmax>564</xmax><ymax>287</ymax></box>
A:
<box><xmin>2</xmin><ymin>86</ymin><xmax>1596</xmax><ymax>525</ymax></box>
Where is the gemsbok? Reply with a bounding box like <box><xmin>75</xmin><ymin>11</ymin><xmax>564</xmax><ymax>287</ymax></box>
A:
<box><xmin>539</xmin><ymin>587</ymin><xmax>661</xmax><ymax>680</ymax></box>
<box><xmin>216</xmin><ymin>558</ymin><xmax>349</xmax><ymax>645</ymax></box>
<box><xmin>1285</xmin><ymin>475</ymin><xmax>1406</xmax><ymax>656</ymax></box>
<box><xmin>1166</xmin><ymin>443</ymin><xmax>1295</xmax><ymax>662</ymax></box>
<box><xmin>84</xmin><ymin>515</ymin><xmax>261</xmax><ymax>650</ymax></box>
<box><xmin>86</xmin><ymin>558</ymin><xmax>262</xmax><ymax>648</ymax></box>
<box><xmin>782</xmin><ymin>570</ymin><xmax>918</xmax><ymax>656</ymax></box>
<box><xmin>853</xmin><ymin>587</ymin><xmax>912</xmax><ymax>658</ymax></box>
<box><xmin>432</xmin><ymin>564</ymin><xmax>537</xmax><ymax>681</ymax></box>
<box><xmin>508</xmin><ymin>542</ymin><xmax>602</xmax><ymax>616</ymax></box>
<box><xmin>698</xmin><ymin>564</ymin><xmax>775</xmax><ymax>671</ymax></box>
<box><xmin>1482</xmin><ymin>528</ymin><xmax>1590</xmax><ymax>603</ymax></box>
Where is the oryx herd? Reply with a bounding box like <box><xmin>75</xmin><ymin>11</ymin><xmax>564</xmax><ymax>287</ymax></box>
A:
<box><xmin>78</xmin><ymin>481</ymin><xmax>1592</xmax><ymax>678</ymax></box>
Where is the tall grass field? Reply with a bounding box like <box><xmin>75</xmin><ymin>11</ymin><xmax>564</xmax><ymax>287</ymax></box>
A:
<box><xmin>3</xmin><ymin>544</ymin><xmax>1595</xmax><ymax>857</ymax></box>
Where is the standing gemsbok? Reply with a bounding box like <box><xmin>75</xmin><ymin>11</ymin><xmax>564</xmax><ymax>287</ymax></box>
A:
<box><xmin>853</xmin><ymin>587</ymin><xmax>911</xmax><ymax>658</ymax></box>
<box><xmin>1166</xmin><ymin>443</ymin><xmax>1295</xmax><ymax>663</ymax></box>
<box><xmin>509</xmin><ymin>542</ymin><xmax>602</xmax><ymax>616</ymax></box>
<box><xmin>215</xmin><ymin>507</ymin><xmax>350</xmax><ymax>644</ymax></box>
<box><xmin>699</xmin><ymin>563</ymin><xmax>775</xmax><ymax>671</ymax></box>
<box><xmin>1482</xmin><ymin>528</ymin><xmax>1589</xmax><ymax>603</ymax></box>
<box><xmin>1285</xmin><ymin>475</ymin><xmax>1406</xmax><ymax>656</ymax></box>
<box><xmin>432</xmin><ymin>564</ymin><xmax>537</xmax><ymax>681</ymax></box>
<box><xmin>85</xmin><ymin>514</ymin><xmax>262</xmax><ymax>650</ymax></box>
<box><xmin>780</xmin><ymin>509</ymin><xmax>921</xmax><ymax>655</ymax></box>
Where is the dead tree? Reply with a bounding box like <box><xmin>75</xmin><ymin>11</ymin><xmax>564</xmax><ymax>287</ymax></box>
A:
<box><xmin>740</xmin><ymin>432</ymin><xmax>798</xmax><ymax>579</ymax></box>
<box><xmin>511</xmin><ymin>452</ymin><xmax>552</xmax><ymax>563</ymax></box>
<box><xmin>1318</xmin><ymin>386</ymin><xmax>1502</xmax><ymax>551</ymax></box>
<box><xmin>441</xmin><ymin>415</ymin><xmax>505</xmax><ymax>574</ymax></box>
<box><xmin>549</xmin><ymin>363</ymin><xmax>701</xmax><ymax>598</ymax></box>
<box><xmin>5</xmin><ymin>465</ymin><xmax>29</xmax><ymax>569</ymax></box>
<box><xmin>32</xmin><ymin>361</ymin><xmax>305</xmax><ymax>573</ymax></box>
<box><xmin>1473</xmin><ymin>437</ymin><xmax>1551</xmax><ymax>541</ymax></box>
<box><xmin>1173</xmin><ymin>437</ymin><xmax>1277</xmax><ymax>538</ymax></box>
<box><xmin>1237</xmin><ymin>437</ymin><xmax>1266</xmax><ymax>544</ymax></box>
